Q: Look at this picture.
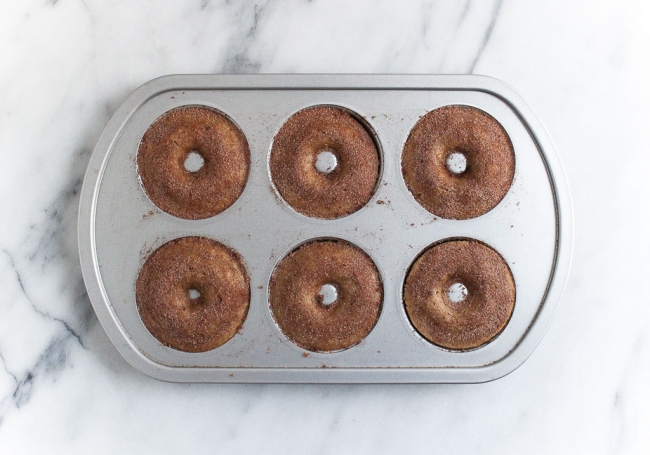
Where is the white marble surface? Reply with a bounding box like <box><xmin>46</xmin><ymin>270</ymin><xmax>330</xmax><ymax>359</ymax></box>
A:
<box><xmin>1</xmin><ymin>0</ymin><xmax>649</xmax><ymax>453</ymax></box>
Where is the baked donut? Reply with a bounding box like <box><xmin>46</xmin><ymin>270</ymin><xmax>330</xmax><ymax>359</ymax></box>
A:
<box><xmin>269</xmin><ymin>239</ymin><xmax>383</xmax><ymax>352</ymax></box>
<box><xmin>136</xmin><ymin>236</ymin><xmax>250</xmax><ymax>353</ymax></box>
<box><xmin>137</xmin><ymin>106</ymin><xmax>250</xmax><ymax>220</ymax></box>
<box><xmin>270</xmin><ymin>106</ymin><xmax>380</xmax><ymax>219</ymax></box>
<box><xmin>403</xmin><ymin>239</ymin><xmax>515</xmax><ymax>350</ymax></box>
<box><xmin>401</xmin><ymin>105</ymin><xmax>514</xmax><ymax>219</ymax></box>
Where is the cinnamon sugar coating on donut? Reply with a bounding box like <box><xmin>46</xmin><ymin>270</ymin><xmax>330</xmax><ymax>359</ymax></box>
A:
<box><xmin>138</xmin><ymin>106</ymin><xmax>250</xmax><ymax>220</ymax></box>
<box><xmin>269</xmin><ymin>240</ymin><xmax>383</xmax><ymax>352</ymax></box>
<box><xmin>136</xmin><ymin>237</ymin><xmax>250</xmax><ymax>353</ymax></box>
<box><xmin>403</xmin><ymin>240</ymin><xmax>515</xmax><ymax>350</ymax></box>
<box><xmin>402</xmin><ymin>105</ymin><xmax>514</xmax><ymax>219</ymax></box>
<box><xmin>270</xmin><ymin>106</ymin><xmax>380</xmax><ymax>219</ymax></box>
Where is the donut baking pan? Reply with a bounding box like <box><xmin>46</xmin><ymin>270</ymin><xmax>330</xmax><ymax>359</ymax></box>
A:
<box><xmin>78</xmin><ymin>74</ymin><xmax>572</xmax><ymax>383</ymax></box>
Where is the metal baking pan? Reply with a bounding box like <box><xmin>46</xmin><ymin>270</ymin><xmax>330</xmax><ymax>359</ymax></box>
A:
<box><xmin>78</xmin><ymin>74</ymin><xmax>572</xmax><ymax>383</ymax></box>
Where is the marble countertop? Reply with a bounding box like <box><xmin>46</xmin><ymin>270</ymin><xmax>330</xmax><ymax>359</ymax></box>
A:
<box><xmin>1</xmin><ymin>1</ymin><xmax>648</xmax><ymax>453</ymax></box>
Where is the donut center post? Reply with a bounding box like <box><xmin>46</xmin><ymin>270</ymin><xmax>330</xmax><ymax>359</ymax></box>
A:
<box><xmin>445</xmin><ymin>151</ymin><xmax>467</xmax><ymax>175</ymax></box>
<box><xmin>184</xmin><ymin>150</ymin><xmax>205</xmax><ymax>172</ymax></box>
<box><xmin>318</xmin><ymin>283</ymin><xmax>338</xmax><ymax>305</ymax></box>
<box><xmin>188</xmin><ymin>288</ymin><xmax>201</xmax><ymax>300</ymax></box>
<box><xmin>314</xmin><ymin>150</ymin><xmax>338</xmax><ymax>174</ymax></box>
<box><xmin>447</xmin><ymin>282</ymin><xmax>468</xmax><ymax>303</ymax></box>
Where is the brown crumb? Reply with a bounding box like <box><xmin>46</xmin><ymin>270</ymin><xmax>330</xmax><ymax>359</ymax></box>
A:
<box><xmin>302</xmin><ymin>352</ymin><xmax>309</xmax><ymax>358</ymax></box>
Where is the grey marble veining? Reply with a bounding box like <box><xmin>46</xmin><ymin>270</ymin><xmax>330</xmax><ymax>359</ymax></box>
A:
<box><xmin>1</xmin><ymin>0</ymin><xmax>649</xmax><ymax>453</ymax></box>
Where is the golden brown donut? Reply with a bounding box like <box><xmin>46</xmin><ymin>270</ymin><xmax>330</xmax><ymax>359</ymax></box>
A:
<box><xmin>270</xmin><ymin>106</ymin><xmax>380</xmax><ymax>219</ymax></box>
<box><xmin>401</xmin><ymin>105</ymin><xmax>515</xmax><ymax>219</ymax></box>
<box><xmin>136</xmin><ymin>236</ymin><xmax>250</xmax><ymax>353</ymax></box>
<box><xmin>403</xmin><ymin>239</ymin><xmax>515</xmax><ymax>350</ymax></box>
<box><xmin>269</xmin><ymin>239</ymin><xmax>383</xmax><ymax>352</ymax></box>
<box><xmin>137</xmin><ymin>106</ymin><xmax>250</xmax><ymax>220</ymax></box>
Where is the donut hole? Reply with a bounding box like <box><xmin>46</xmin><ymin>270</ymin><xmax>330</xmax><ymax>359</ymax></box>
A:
<box><xmin>184</xmin><ymin>150</ymin><xmax>205</xmax><ymax>173</ymax></box>
<box><xmin>446</xmin><ymin>282</ymin><xmax>468</xmax><ymax>303</ymax></box>
<box><xmin>445</xmin><ymin>151</ymin><xmax>467</xmax><ymax>175</ymax></box>
<box><xmin>188</xmin><ymin>288</ymin><xmax>201</xmax><ymax>300</ymax></box>
<box><xmin>318</xmin><ymin>283</ymin><xmax>338</xmax><ymax>306</ymax></box>
<box><xmin>183</xmin><ymin>286</ymin><xmax>204</xmax><ymax>312</ymax></box>
<box><xmin>314</xmin><ymin>150</ymin><xmax>339</xmax><ymax>174</ymax></box>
